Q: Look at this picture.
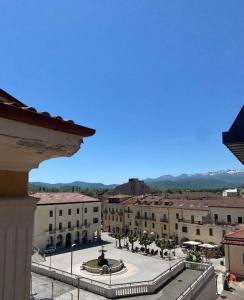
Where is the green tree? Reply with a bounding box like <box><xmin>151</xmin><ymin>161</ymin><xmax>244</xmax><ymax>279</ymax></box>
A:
<box><xmin>155</xmin><ymin>238</ymin><xmax>166</xmax><ymax>258</ymax></box>
<box><xmin>114</xmin><ymin>233</ymin><xmax>124</xmax><ymax>248</ymax></box>
<box><xmin>139</xmin><ymin>235</ymin><xmax>153</xmax><ymax>251</ymax></box>
<box><xmin>128</xmin><ymin>234</ymin><xmax>138</xmax><ymax>251</ymax></box>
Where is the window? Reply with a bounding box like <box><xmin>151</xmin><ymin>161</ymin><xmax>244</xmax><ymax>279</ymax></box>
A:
<box><xmin>176</xmin><ymin>213</ymin><xmax>179</xmax><ymax>219</ymax></box>
<box><xmin>120</xmin><ymin>216</ymin><xmax>122</xmax><ymax>222</ymax></box>
<box><xmin>182</xmin><ymin>226</ymin><xmax>187</xmax><ymax>233</ymax></box>
<box><xmin>191</xmin><ymin>215</ymin><xmax>194</xmax><ymax>224</ymax></box>
<box><xmin>93</xmin><ymin>207</ymin><xmax>99</xmax><ymax>212</ymax></box>
<box><xmin>214</xmin><ymin>214</ymin><xmax>218</xmax><ymax>222</ymax></box>
<box><xmin>112</xmin><ymin>216</ymin><xmax>114</xmax><ymax>221</ymax></box>
<box><xmin>145</xmin><ymin>221</ymin><xmax>147</xmax><ymax>227</ymax></box>
<box><xmin>84</xmin><ymin>219</ymin><xmax>87</xmax><ymax>226</ymax></box>
<box><xmin>144</xmin><ymin>212</ymin><xmax>147</xmax><ymax>219</ymax></box>
<box><xmin>68</xmin><ymin>221</ymin><xmax>71</xmax><ymax>228</ymax></box>
<box><xmin>243</xmin><ymin>253</ymin><xmax>244</xmax><ymax>265</ymax></box>
<box><xmin>59</xmin><ymin>209</ymin><xmax>62</xmax><ymax>216</ymax></box>
<box><xmin>209</xmin><ymin>228</ymin><xmax>213</xmax><ymax>236</ymax></box>
<box><xmin>227</xmin><ymin>215</ymin><xmax>231</xmax><ymax>223</ymax></box>
<box><xmin>116</xmin><ymin>216</ymin><xmax>118</xmax><ymax>221</ymax></box>
<box><xmin>49</xmin><ymin>224</ymin><xmax>53</xmax><ymax>232</ymax></box>
<box><xmin>84</xmin><ymin>207</ymin><xmax>87</xmax><ymax>213</ymax></box>
<box><xmin>196</xmin><ymin>229</ymin><xmax>200</xmax><ymax>235</ymax></box>
<box><xmin>238</xmin><ymin>217</ymin><xmax>243</xmax><ymax>224</ymax></box>
<box><xmin>59</xmin><ymin>223</ymin><xmax>62</xmax><ymax>230</ymax></box>
<box><xmin>68</xmin><ymin>209</ymin><xmax>71</xmax><ymax>215</ymax></box>
<box><xmin>49</xmin><ymin>210</ymin><xmax>53</xmax><ymax>217</ymax></box>
<box><xmin>164</xmin><ymin>224</ymin><xmax>167</xmax><ymax>230</ymax></box>
<box><xmin>128</xmin><ymin>214</ymin><xmax>130</xmax><ymax>218</ymax></box>
<box><xmin>152</xmin><ymin>213</ymin><xmax>155</xmax><ymax>220</ymax></box>
<box><xmin>152</xmin><ymin>223</ymin><xmax>155</xmax><ymax>228</ymax></box>
<box><xmin>77</xmin><ymin>208</ymin><xmax>80</xmax><ymax>214</ymax></box>
<box><xmin>93</xmin><ymin>218</ymin><xmax>99</xmax><ymax>224</ymax></box>
<box><xmin>76</xmin><ymin>220</ymin><xmax>79</xmax><ymax>227</ymax></box>
<box><xmin>175</xmin><ymin>223</ymin><xmax>178</xmax><ymax>230</ymax></box>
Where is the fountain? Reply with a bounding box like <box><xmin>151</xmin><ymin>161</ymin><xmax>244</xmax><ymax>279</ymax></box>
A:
<box><xmin>81</xmin><ymin>246</ymin><xmax>125</xmax><ymax>274</ymax></box>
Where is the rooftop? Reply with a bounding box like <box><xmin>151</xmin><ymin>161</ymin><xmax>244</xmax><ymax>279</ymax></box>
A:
<box><xmin>223</xmin><ymin>105</ymin><xmax>244</xmax><ymax>164</ymax></box>
<box><xmin>222</xmin><ymin>228</ymin><xmax>244</xmax><ymax>246</ymax></box>
<box><xmin>35</xmin><ymin>192</ymin><xmax>101</xmax><ymax>205</ymax></box>
<box><xmin>0</xmin><ymin>88</ymin><xmax>95</xmax><ymax>137</ymax></box>
<box><xmin>104</xmin><ymin>194</ymin><xmax>244</xmax><ymax>209</ymax></box>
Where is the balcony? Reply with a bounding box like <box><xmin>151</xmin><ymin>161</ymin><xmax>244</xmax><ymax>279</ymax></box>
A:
<box><xmin>45</xmin><ymin>230</ymin><xmax>56</xmax><ymax>236</ymax></box>
<box><xmin>178</xmin><ymin>218</ymin><xmax>204</xmax><ymax>225</ymax></box>
<box><xmin>160</xmin><ymin>218</ymin><xmax>168</xmax><ymax>223</ymax></box>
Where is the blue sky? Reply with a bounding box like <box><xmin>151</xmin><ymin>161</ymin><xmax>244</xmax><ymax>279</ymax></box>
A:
<box><xmin>0</xmin><ymin>1</ymin><xmax>244</xmax><ymax>184</ymax></box>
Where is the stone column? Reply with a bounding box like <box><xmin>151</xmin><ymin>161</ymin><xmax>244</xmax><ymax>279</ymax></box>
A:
<box><xmin>0</xmin><ymin>113</ymin><xmax>91</xmax><ymax>300</ymax></box>
<box><xmin>0</xmin><ymin>171</ymin><xmax>37</xmax><ymax>300</ymax></box>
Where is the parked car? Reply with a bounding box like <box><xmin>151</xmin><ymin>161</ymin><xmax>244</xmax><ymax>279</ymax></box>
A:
<box><xmin>43</xmin><ymin>247</ymin><xmax>56</xmax><ymax>254</ymax></box>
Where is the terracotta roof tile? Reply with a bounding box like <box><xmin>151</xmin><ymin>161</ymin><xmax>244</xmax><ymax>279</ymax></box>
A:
<box><xmin>222</xmin><ymin>229</ymin><xmax>244</xmax><ymax>246</ymax></box>
<box><xmin>34</xmin><ymin>192</ymin><xmax>101</xmax><ymax>205</ymax></box>
<box><xmin>0</xmin><ymin>89</ymin><xmax>95</xmax><ymax>137</ymax></box>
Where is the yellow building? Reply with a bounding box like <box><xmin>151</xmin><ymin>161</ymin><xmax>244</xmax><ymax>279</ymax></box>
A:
<box><xmin>34</xmin><ymin>193</ymin><xmax>102</xmax><ymax>251</ymax></box>
<box><xmin>103</xmin><ymin>194</ymin><xmax>244</xmax><ymax>245</ymax></box>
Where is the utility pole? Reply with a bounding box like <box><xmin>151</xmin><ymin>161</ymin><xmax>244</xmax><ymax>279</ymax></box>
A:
<box><xmin>49</xmin><ymin>252</ymin><xmax>52</xmax><ymax>270</ymax></box>
<box><xmin>51</xmin><ymin>281</ymin><xmax>54</xmax><ymax>299</ymax></box>
<box><xmin>77</xmin><ymin>276</ymin><xmax>81</xmax><ymax>300</ymax></box>
<box><xmin>71</xmin><ymin>243</ymin><xmax>76</xmax><ymax>275</ymax></box>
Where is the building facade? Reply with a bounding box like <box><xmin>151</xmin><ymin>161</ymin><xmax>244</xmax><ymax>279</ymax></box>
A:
<box><xmin>34</xmin><ymin>193</ymin><xmax>101</xmax><ymax>251</ymax></box>
<box><xmin>102</xmin><ymin>194</ymin><xmax>244</xmax><ymax>245</ymax></box>
<box><xmin>222</xmin><ymin>228</ymin><xmax>244</xmax><ymax>279</ymax></box>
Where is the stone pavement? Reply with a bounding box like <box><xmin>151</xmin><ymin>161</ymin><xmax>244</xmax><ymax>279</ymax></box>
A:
<box><xmin>42</xmin><ymin>233</ymin><xmax>181</xmax><ymax>285</ymax></box>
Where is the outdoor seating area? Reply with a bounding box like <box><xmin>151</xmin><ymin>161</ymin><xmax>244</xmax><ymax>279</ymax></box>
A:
<box><xmin>112</xmin><ymin>234</ymin><xmax>224</xmax><ymax>265</ymax></box>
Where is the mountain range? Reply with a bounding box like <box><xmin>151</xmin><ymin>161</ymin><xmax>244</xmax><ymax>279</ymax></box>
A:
<box><xmin>30</xmin><ymin>169</ymin><xmax>244</xmax><ymax>191</ymax></box>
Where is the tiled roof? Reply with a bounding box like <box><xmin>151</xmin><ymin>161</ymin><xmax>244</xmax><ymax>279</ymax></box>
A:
<box><xmin>222</xmin><ymin>229</ymin><xmax>244</xmax><ymax>246</ymax></box>
<box><xmin>0</xmin><ymin>89</ymin><xmax>95</xmax><ymax>137</ymax></box>
<box><xmin>35</xmin><ymin>192</ymin><xmax>101</xmax><ymax>205</ymax></box>
<box><xmin>103</xmin><ymin>194</ymin><xmax>244</xmax><ymax>209</ymax></box>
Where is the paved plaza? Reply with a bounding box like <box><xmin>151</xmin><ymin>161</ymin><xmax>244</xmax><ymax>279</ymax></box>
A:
<box><xmin>41</xmin><ymin>233</ymin><xmax>181</xmax><ymax>285</ymax></box>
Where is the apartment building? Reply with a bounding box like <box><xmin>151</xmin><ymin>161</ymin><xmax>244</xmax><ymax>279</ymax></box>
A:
<box><xmin>34</xmin><ymin>193</ymin><xmax>101</xmax><ymax>251</ymax></box>
<box><xmin>102</xmin><ymin>194</ymin><xmax>244</xmax><ymax>245</ymax></box>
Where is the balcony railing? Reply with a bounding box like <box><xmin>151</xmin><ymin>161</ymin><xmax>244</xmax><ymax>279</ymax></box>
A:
<box><xmin>160</xmin><ymin>218</ymin><xmax>168</xmax><ymax>223</ymax></box>
<box><xmin>178</xmin><ymin>218</ymin><xmax>203</xmax><ymax>225</ymax></box>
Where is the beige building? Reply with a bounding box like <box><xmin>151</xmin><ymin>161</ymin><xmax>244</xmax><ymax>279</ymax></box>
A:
<box><xmin>222</xmin><ymin>228</ymin><xmax>244</xmax><ymax>279</ymax></box>
<box><xmin>34</xmin><ymin>193</ymin><xmax>101</xmax><ymax>251</ymax></box>
<box><xmin>102</xmin><ymin>194</ymin><xmax>244</xmax><ymax>246</ymax></box>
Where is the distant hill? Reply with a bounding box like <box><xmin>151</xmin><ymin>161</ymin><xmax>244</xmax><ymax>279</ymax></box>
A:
<box><xmin>144</xmin><ymin>170</ymin><xmax>244</xmax><ymax>190</ymax></box>
<box><xmin>29</xmin><ymin>169</ymin><xmax>244</xmax><ymax>191</ymax></box>
<box><xmin>29</xmin><ymin>181</ymin><xmax>116</xmax><ymax>190</ymax></box>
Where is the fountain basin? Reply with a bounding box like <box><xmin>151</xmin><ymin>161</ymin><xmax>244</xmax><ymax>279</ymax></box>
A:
<box><xmin>82</xmin><ymin>258</ymin><xmax>124</xmax><ymax>274</ymax></box>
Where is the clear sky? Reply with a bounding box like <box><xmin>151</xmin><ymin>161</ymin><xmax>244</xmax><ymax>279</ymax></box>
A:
<box><xmin>0</xmin><ymin>1</ymin><xmax>244</xmax><ymax>184</ymax></box>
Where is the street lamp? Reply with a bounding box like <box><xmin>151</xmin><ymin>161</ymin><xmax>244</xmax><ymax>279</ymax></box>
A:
<box><xmin>49</xmin><ymin>252</ymin><xmax>52</xmax><ymax>270</ymax></box>
<box><xmin>71</xmin><ymin>243</ymin><xmax>76</xmax><ymax>275</ymax></box>
<box><xmin>109</xmin><ymin>267</ymin><xmax>112</xmax><ymax>286</ymax></box>
<box><xmin>77</xmin><ymin>276</ymin><xmax>81</xmax><ymax>300</ymax></box>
